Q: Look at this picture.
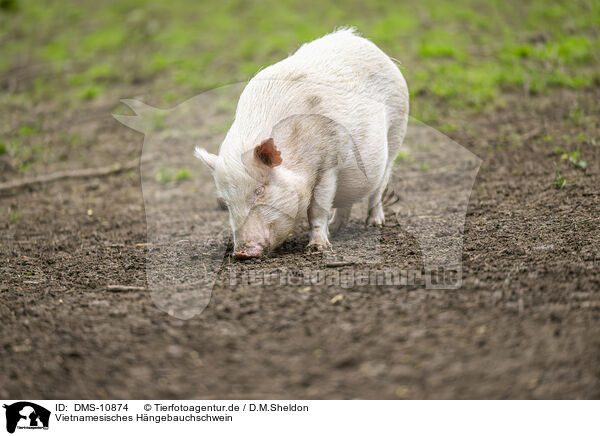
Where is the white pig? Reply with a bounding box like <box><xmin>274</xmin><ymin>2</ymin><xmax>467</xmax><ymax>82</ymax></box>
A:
<box><xmin>195</xmin><ymin>28</ymin><xmax>409</xmax><ymax>259</ymax></box>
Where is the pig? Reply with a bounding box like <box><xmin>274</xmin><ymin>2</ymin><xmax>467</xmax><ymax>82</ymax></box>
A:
<box><xmin>195</xmin><ymin>28</ymin><xmax>409</xmax><ymax>259</ymax></box>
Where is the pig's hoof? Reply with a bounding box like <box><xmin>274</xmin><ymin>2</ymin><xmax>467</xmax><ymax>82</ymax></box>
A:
<box><xmin>366</xmin><ymin>218</ymin><xmax>384</xmax><ymax>227</ymax></box>
<box><xmin>233</xmin><ymin>245</ymin><xmax>264</xmax><ymax>259</ymax></box>
<box><xmin>366</xmin><ymin>203</ymin><xmax>385</xmax><ymax>227</ymax></box>
<box><xmin>366</xmin><ymin>214</ymin><xmax>385</xmax><ymax>227</ymax></box>
<box><xmin>307</xmin><ymin>239</ymin><xmax>332</xmax><ymax>253</ymax></box>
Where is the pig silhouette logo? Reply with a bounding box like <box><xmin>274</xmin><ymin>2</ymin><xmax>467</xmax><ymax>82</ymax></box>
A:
<box><xmin>3</xmin><ymin>402</ymin><xmax>50</xmax><ymax>433</ymax></box>
<box><xmin>112</xmin><ymin>84</ymin><xmax>381</xmax><ymax>319</ymax></box>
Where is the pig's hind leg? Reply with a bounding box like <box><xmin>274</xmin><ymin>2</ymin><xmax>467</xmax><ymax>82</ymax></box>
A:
<box><xmin>366</xmin><ymin>157</ymin><xmax>395</xmax><ymax>227</ymax></box>
<box><xmin>366</xmin><ymin>108</ymin><xmax>408</xmax><ymax>227</ymax></box>
<box><xmin>329</xmin><ymin>206</ymin><xmax>352</xmax><ymax>234</ymax></box>
<box><xmin>366</xmin><ymin>184</ymin><xmax>386</xmax><ymax>227</ymax></box>
<box><xmin>307</xmin><ymin>169</ymin><xmax>337</xmax><ymax>249</ymax></box>
<box><xmin>366</xmin><ymin>155</ymin><xmax>392</xmax><ymax>227</ymax></box>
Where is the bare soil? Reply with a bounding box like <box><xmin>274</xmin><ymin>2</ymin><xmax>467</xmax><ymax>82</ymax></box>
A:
<box><xmin>1</xmin><ymin>88</ymin><xmax>599</xmax><ymax>399</ymax></box>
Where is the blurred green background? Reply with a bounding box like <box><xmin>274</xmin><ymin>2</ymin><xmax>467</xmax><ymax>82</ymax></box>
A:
<box><xmin>0</xmin><ymin>0</ymin><xmax>598</xmax><ymax>170</ymax></box>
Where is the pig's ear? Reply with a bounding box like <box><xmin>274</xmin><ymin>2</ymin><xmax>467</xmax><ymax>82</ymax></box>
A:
<box><xmin>194</xmin><ymin>147</ymin><xmax>217</xmax><ymax>171</ymax></box>
<box><xmin>254</xmin><ymin>138</ymin><xmax>282</xmax><ymax>167</ymax></box>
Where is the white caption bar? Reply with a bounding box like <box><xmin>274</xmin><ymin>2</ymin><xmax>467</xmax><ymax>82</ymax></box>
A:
<box><xmin>1</xmin><ymin>400</ymin><xmax>598</xmax><ymax>435</ymax></box>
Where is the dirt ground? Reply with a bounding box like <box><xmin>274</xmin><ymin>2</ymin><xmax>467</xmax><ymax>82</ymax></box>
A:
<box><xmin>1</xmin><ymin>86</ymin><xmax>599</xmax><ymax>399</ymax></box>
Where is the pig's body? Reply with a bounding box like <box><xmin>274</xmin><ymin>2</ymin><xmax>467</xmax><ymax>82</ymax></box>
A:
<box><xmin>196</xmin><ymin>28</ymin><xmax>409</xmax><ymax>258</ymax></box>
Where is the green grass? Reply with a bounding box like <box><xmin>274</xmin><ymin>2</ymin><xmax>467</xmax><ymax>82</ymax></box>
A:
<box><xmin>9</xmin><ymin>209</ymin><xmax>20</xmax><ymax>224</ymax></box>
<box><xmin>155</xmin><ymin>167</ymin><xmax>192</xmax><ymax>184</ymax></box>
<box><xmin>0</xmin><ymin>0</ymin><xmax>599</xmax><ymax>170</ymax></box>
<box><xmin>554</xmin><ymin>146</ymin><xmax>587</xmax><ymax>169</ymax></box>
<box><xmin>77</xmin><ymin>84</ymin><xmax>103</xmax><ymax>100</ymax></box>
<box><xmin>552</xmin><ymin>167</ymin><xmax>567</xmax><ymax>189</ymax></box>
<box><xmin>394</xmin><ymin>150</ymin><xmax>414</xmax><ymax>164</ymax></box>
<box><xmin>3</xmin><ymin>136</ymin><xmax>43</xmax><ymax>171</ymax></box>
<box><xmin>2</xmin><ymin>0</ymin><xmax>598</xmax><ymax>106</ymax></box>
<box><xmin>145</xmin><ymin>111</ymin><xmax>167</xmax><ymax>132</ymax></box>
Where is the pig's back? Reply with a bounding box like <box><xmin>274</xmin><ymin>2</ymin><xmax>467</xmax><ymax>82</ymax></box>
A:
<box><xmin>273</xmin><ymin>28</ymin><xmax>406</xmax><ymax>108</ymax></box>
<box><xmin>236</xmin><ymin>29</ymin><xmax>407</xmax><ymax>138</ymax></box>
<box><xmin>291</xmin><ymin>28</ymin><xmax>399</xmax><ymax>82</ymax></box>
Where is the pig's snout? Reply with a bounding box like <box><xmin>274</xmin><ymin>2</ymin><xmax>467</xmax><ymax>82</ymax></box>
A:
<box><xmin>233</xmin><ymin>243</ymin><xmax>265</xmax><ymax>259</ymax></box>
<box><xmin>233</xmin><ymin>211</ymin><xmax>270</xmax><ymax>259</ymax></box>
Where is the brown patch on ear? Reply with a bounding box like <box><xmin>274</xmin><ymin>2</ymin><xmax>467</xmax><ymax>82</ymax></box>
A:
<box><xmin>254</xmin><ymin>138</ymin><xmax>282</xmax><ymax>167</ymax></box>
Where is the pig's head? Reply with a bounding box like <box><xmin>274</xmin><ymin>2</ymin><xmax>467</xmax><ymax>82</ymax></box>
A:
<box><xmin>195</xmin><ymin>138</ymin><xmax>304</xmax><ymax>259</ymax></box>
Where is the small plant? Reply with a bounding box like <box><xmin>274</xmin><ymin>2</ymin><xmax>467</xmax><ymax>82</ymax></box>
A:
<box><xmin>552</xmin><ymin>167</ymin><xmax>566</xmax><ymax>190</ymax></box>
<box><xmin>148</xmin><ymin>112</ymin><xmax>166</xmax><ymax>131</ymax></box>
<box><xmin>78</xmin><ymin>85</ymin><xmax>102</xmax><ymax>100</ymax></box>
<box><xmin>420</xmin><ymin>162</ymin><xmax>430</xmax><ymax>171</ymax></box>
<box><xmin>9</xmin><ymin>209</ymin><xmax>20</xmax><ymax>223</ymax></box>
<box><xmin>419</xmin><ymin>42</ymin><xmax>463</xmax><ymax>59</ymax></box>
<box><xmin>155</xmin><ymin>167</ymin><xmax>173</xmax><ymax>184</ymax></box>
<box><xmin>554</xmin><ymin>146</ymin><xmax>586</xmax><ymax>169</ymax></box>
<box><xmin>155</xmin><ymin>167</ymin><xmax>192</xmax><ymax>184</ymax></box>
<box><xmin>4</xmin><ymin>137</ymin><xmax>43</xmax><ymax>172</ymax></box>
<box><xmin>162</xmin><ymin>91</ymin><xmax>178</xmax><ymax>104</ymax></box>
<box><xmin>174</xmin><ymin>168</ymin><xmax>191</xmax><ymax>181</ymax></box>
<box><xmin>440</xmin><ymin>123</ymin><xmax>457</xmax><ymax>132</ymax></box>
<box><xmin>19</xmin><ymin>125</ymin><xmax>39</xmax><ymax>136</ymax></box>
<box><xmin>394</xmin><ymin>150</ymin><xmax>414</xmax><ymax>164</ymax></box>
<box><xmin>566</xmin><ymin>150</ymin><xmax>586</xmax><ymax>169</ymax></box>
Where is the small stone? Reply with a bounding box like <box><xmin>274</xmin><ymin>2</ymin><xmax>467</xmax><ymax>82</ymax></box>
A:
<box><xmin>330</xmin><ymin>294</ymin><xmax>344</xmax><ymax>305</ymax></box>
<box><xmin>394</xmin><ymin>386</ymin><xmax>411</xmax><ymax>399</ymax></box>
<box><xmin>167</xmin><ymin>345</ymin><xmax>185</xmax><ymax>357</ymax></box>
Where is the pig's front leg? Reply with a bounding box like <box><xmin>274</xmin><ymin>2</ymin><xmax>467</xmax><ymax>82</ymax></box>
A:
<box><xmin>307</xmin><ymin>169</ymin><xmax>337</xmax><ymax>249</ymax></box>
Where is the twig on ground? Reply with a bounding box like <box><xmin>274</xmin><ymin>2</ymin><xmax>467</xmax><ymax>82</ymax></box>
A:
<box><xmin>106</xmin><ymin>285</ymin><xmax>147</xmax><ymax>292</ymax></box>
<box><xmin>0</xmin><ymin>159</ymin><xmax>140</xmax><ymax>193</ymax></box>
<box><xmin>325</xmin><ymin>261</ymin><xmax>355</xmax><ymax>267</ymax></box>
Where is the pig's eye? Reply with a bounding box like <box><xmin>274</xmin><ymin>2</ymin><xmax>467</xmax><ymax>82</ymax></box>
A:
<box><xmin>254</xmin><ymin>186</ymin><xmax>265</xmax><ymax>197</ymax></box>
